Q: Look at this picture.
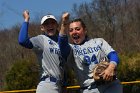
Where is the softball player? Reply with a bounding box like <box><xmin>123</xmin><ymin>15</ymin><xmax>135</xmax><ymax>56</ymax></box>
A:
<box><xmin>18</xmin><ymin>10</ymin><xmax>64</xmax><ymax>93</ymax></box>
<box><xmin>58</xmin><ymin>13</ymin><xmax>123</xmax><ymax>93</ymax></box>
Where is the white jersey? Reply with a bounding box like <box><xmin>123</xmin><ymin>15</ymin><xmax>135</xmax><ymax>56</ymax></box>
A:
<box><xmin>68</xmin><ymin>38</ymin><xmax>115</xmax><ymax>86</ymax></box>
<box><xmin>30</xmin><ymin>35</ymin><xmax>63</xmax><ymax>80</ymax></box>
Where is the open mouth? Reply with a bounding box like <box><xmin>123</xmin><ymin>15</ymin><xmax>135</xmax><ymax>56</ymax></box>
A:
<box><xmin>48</xmin><ymin>28</ymin><xmax>54</xmax><ymax>32</ymax></box>
<box><xmin>72</xmin><ymin>34</ymin><xmax>80</xmax><ymax>40</ymax></box>
<box><xmin>46</xmin><ymin>28</ymin><xmax>56</xmax><ymax>36</ymax></box>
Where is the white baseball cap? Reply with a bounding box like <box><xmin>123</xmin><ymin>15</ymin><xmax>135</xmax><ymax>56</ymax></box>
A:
<box><xmin>41</xmin><ymin>14</ymin><xmax>57</xmax><ymax>25</ymax></box>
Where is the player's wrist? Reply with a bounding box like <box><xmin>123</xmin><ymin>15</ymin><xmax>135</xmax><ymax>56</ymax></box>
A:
<box><xmin>24</xmin><ymin>17</ymin><xmax>30</xmax><ymax>22</ymax></box>
<box><xmin>61</xmin><ymin>21</ymin><xmax>69</xmax><ymax>27</ymax></box>
<box><xmin>59</xmin><ymin>33</ymin><xmax>67</xmax><ymax>37</ymax></box>
<box><xmin>108</xmin><ymin>63</ymin><xmax>116</xmax><ymax>70</ymax></box>
<box><xmin>110</xmin><ymin>61</ymin><xmax>117</xmax><ymax>66</ymax></box>
<box><xmin>24</xmin><ymin>19</ymin><xmax>29</xmax><ymax>22</ymax></box>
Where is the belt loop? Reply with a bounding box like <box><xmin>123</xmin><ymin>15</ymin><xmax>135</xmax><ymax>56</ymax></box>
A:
<box><xmin>89</xmin><ymin>83</ymin><xmax>97</xmax><ymax>89</ymax></box>
<box><xmin>40</xmin><ymin>75</ymin><xmax>48</xmax><ymax>81</ymax></box>
<box><xmin>40</xmin><ymin>75</ymin><xmax>57</xmax><ymax>83</ymax></box>
<box><xmin>50</xmin><ymin>76</ymin><xmax>57</xmax><ymax>82</ymax></box>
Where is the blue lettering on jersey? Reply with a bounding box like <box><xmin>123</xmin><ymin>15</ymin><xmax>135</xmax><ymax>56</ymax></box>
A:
<box><xmin>83</xmin><ymin>54</ymin><xmax>98</xmax><ymax>65</ymax></box>
<box><xmin>73</xmin><ymin>45</ymin><xmax>101</xmax><ymax>65</ymax></box>
<box><xmin>49</xmin><ymin>48</ymin><xmax>60</xmax><ymax>55</ymax></box>
<box><xmin>83</xmin><ymin>55</ymin><xmax>91</xmax><ymax>65</ymax></box>
<box><xmin>48</xmin><ymin>40</ymin><xmax>53</xmax><ymax>45</ymax></box>
<box><xmin>83</xmin><ymin>48</ymin><xmax>88</xmax><ymax>54</ymax></box>
<box><xmin>87</xmin><ymin>47</ymin><xmax>94</xmax><ymax>53</ymax></box>
<box><xmin>91</xmin><ymin>54</ymin><xmax>98</xmax><ymax>64</ymax></box>
<box><xmin>74</xmin><ymin>45</ymin><xmax>101</xmax><ymax>56</ymax></box>
<box><xmin>75</xmin><ymin>49</ymin><xmax>83</xmax><ymax>56</ymax></box>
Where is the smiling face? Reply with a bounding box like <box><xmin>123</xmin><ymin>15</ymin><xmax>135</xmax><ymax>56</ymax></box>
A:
<box><xmin>40</xmin><ymin>19</ymin><xmax>58</xmax><ymax>36</ymax></box>
<box><xmin>69</xmin><ymin>19</ymin><xmax>87</xmax><ymax>45</ymax></box>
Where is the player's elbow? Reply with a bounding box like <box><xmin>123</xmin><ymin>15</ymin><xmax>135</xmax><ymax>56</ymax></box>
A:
<box><xmin>18</xmin><ymin>38</ymin><xmax>25</xmax><ymax>46</ymax></box>
<box><xmin>18</xmin><ymin>39</ymin><xmax>33</xmax><ymax>49</ymax></box>
<box><xmin>108</xmin><ymin>51</ymin><xmax>120</xmax><ymax>65</ymax></box>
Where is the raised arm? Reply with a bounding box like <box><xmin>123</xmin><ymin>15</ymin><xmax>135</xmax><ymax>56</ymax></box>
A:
<box><xmin>18</xmin><ymin>10</ymin><xmax>33</xmax><ymax>49</ymax></box>
<box><xmin>58</xmin><ymin>12</ymin><xmax>71</xmax><ymax>60</ymax></box>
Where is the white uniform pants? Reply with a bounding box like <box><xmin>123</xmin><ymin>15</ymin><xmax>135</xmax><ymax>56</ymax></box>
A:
<box><xmin>36</xmin><ymin>77</ymin><xmax>61</xmax><ymax>93</ymax></box>
<box><xmin>82</xmin><ymin>79</ymin><xmax>123</xmax><ymax>93</ymax></box>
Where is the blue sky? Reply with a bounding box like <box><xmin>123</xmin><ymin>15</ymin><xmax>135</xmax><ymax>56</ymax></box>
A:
<box><xmin>0</xmin><ymin>0</ymin><xmax>91</xmax><ymax>29</ymax></box>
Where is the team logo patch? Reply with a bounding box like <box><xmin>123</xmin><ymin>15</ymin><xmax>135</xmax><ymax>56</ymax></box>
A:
<box><xmin>48</xmin><ymin>40</ymin><xmax>54</xmax><ymax>45</ymax></box>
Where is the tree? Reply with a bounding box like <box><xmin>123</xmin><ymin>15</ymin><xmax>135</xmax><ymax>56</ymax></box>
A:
<box><xmin>4</xmin><ymin>58</ymin><xmax>39</xmax><ymax>90</ymax></box>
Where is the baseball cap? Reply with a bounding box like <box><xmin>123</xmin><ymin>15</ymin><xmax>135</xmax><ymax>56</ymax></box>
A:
<box><xmin>41</xmin><ymin>14</ymin><xmax>57</xmax><ymax>25</ymax></box>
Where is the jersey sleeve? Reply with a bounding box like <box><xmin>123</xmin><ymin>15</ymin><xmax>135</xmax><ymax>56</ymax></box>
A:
<box><xmin>18</xmin><ymin>22</ymin><xmax>33</xmax><ymax>49</ymax></box>
<box><xmin>58</xmin><ymin>34</ymin><xmax>71</xmax><ymax>61</ymax></box>
<box><xmin>30</xmin><ymin>35</ymin><xmax>44</xmax><ymax>50</ymax></box>
<box><xmin>99</xmin><ymin>38</ymin><xmax>119</xmax><ymax>65</ymax></box>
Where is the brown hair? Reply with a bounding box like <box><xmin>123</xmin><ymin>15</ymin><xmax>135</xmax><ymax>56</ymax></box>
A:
<box><xmin>70</xmin><ymin>18</ymin><xmax>86</xmax><ymax>29</ymax></box>
<box><xmin>69</xmin><ymin>18</ymin><xmax>89</xmax><ymax>43</ymax></box>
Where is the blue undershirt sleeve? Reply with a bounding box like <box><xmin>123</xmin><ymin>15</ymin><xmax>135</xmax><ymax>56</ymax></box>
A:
<box><xmin>18</xmin><ymin>22</ymin><xmax>33</xmax><ymax>49</ymax></box>
<box><xmin>58</xmin><ymin>35</ymin><xmax>71</xmax><ymax>61</ymax></box>
<box><xmin>107</xmin><ymin>51</ymin><xmax>119</xmax><ymax>65</ymax></box>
